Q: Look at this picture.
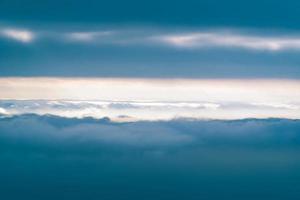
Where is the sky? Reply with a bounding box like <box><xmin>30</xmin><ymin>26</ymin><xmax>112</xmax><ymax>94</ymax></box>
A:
<box><xmin>0</xmin><ymin>0</ymin><xmax>300</xmax><ymax>78</ymax></box>
<box><xmin>1</xmin><ymin>115</ymin><xmax>300</xmax><ymax>199</ymax></box>
<box><xmin>0</xmin><ymin>78</ymin><xmax>300</xmax><ymax>120</ymax></box>
<box><xmin>1</xmin><ymin>1</ymin><xmax>300</xmax><ymax>199</ymax></box>
<box><xmin>1</xmin><ymin>1</ymin><xmax>300</xmax><ymax>119</ymax></box>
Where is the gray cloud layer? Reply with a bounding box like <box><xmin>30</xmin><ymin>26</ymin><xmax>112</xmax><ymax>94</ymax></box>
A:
<box><xmin>1</xmin><ymin>114</ymin><xmax>300</xmax><ymax>199</ymax></box>
<box><xmin>1</xmin><ymin>114</ymin><xmax>300</xmax><ymax>153</ymax></box>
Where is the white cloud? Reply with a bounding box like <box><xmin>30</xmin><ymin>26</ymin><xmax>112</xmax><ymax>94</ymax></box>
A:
<box><xmin>1</xmin><ymin>78</ymin><xmax>299</xmax><ymax>104</ymax></box>
<box><xmin>2</xmin><ymin>26</ymin><xmax>300</xmax><ymax>51</ymax></box>
<box><xmin>0</xmin><ymin>107</ymin><xmax>8</xmax><ymax>115</ymax></box>
<box><xmin>154</xmin><ymin>32</ymin><xmax>300</xmax><ymax>51</ymax></box>
<box><xmin>1</xmin><ymin>28</ymin><xmax>34</xmax><ymax>43</ymax></box>
<box><xmin>0</xmin><ymin>78</ymin><xmax>298</xmax><ymax>120</ymax></box>
<box><xmin>251</xmin><ymin>102</ymin><xmax>299</xmax><ymax>110</ymax></box>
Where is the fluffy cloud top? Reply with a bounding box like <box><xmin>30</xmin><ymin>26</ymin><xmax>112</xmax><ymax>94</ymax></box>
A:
<box><xmin>1</xmin><ymin>114</ymin><xmax>300</xmax><ymax>150</ymax></box>
<box><xmin>1</xmin><ymin>99</ymin><xmax>300</xmax><ymax>121</ymax></box>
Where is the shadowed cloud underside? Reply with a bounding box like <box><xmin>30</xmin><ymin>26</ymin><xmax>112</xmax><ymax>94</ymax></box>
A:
<box><xmin>1</xmin><ymin>114</ymin><xmax>300</xmax><ymax>199</ymax></box>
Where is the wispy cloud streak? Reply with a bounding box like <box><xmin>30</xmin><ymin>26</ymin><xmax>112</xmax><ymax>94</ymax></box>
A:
<box><xmin>155</xmin><ymin>32</ymin><xmax>300</xmax><ymax>51</ymax></box>
<box><xmin>3</xmin><ymin>26</ymin><xmax>300</xmax><ymax>51</ymax></box>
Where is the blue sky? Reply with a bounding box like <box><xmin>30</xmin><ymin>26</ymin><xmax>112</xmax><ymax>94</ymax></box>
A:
<box><xmin>1</xmin><ymin>0</ymin><xmax>300</xmax><ymax>119</ymax></box>
<box><xmin>1</xmin><ymin>0</ymin><xmax>300</xmax><ymax>28</ymax></box>
<box><xmin>1</xmin><ymin>1</ymin><xmax>300</xmax><ymax>199</ymax></box>
<box><xmin>1</xmin><ymin>0</ymin><xmax>300</xmax><ymax>78</ymax></box>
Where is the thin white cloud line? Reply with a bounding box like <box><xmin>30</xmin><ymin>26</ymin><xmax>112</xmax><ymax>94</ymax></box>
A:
<box><xmin>153</xmin><ymin>32</ymin><xmax>300</xmax><ymax>51</ymax></box>
<box><xmin>55</xmin><ymin>30</ymin><xmax>300</xmax><ymax>51</ymax></box>
<box><xmin>60</xmin><ymin>31</ymin><xmax>300</xmax><ymax>51</ymax></box>
<box><xmin>3</xmin><ymin>26</ymin><xmax>300</xmax><ymax>51</ymax></box>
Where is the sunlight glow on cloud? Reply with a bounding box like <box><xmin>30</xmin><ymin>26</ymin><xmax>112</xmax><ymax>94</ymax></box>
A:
<box><xmin>1</xmin><ymin>78</ymin><xmax>299</xmax><ymax>102</ymax></box>
<box><xmin>1</xmin><ymin>28</ymin><xmax>34</xmax><ymax>43</ymax></box>
<box><xmin>0</xmin><ymin>78</ymin><xmax>299</xmax><ymax>120</ymax></box>
<box><xmin>0</xmin><ymin>107</ymin><xmax>8</xmax><ymax>115</ymax></box>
